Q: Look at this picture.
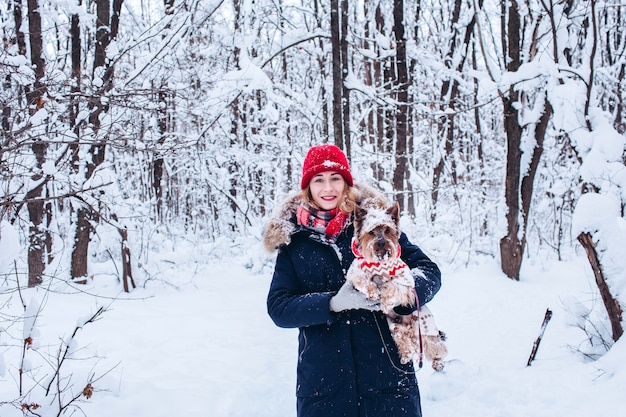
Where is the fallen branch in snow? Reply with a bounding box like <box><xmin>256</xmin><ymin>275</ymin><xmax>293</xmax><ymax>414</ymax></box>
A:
<box><xmin>577</xmin><ymin>232</ymin><xmax>624</xmax><ymax>342</ymax></box>
<box><xmin>527</xmin><ymin>308</ymin><xmax>553</xmax><ymax>366</ymax></box>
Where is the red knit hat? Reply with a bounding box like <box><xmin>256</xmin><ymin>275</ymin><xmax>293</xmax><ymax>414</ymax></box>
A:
<box><xmin>301</xmin><ymin>144</ymin><xmax>353</xmax><ymax>189</ymax></box>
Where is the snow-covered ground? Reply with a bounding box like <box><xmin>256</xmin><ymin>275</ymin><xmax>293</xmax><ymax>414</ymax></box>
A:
<box><xmin>1</xmin><ymin>234</ymin><xmax>624</xmax><ymax>417</ymax></box>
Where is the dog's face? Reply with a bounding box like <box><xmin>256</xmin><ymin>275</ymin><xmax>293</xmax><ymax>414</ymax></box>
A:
<box><xmin>353</xmin><ymin>201</ymin><xmax>401</xmax><ymax>261</ymax></box>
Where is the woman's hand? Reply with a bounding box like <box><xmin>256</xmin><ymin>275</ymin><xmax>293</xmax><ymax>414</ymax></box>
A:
<box><xmin>330</xmin><ymin>280</ymin><xmax>381</xmax><ymax>312</ymax></box>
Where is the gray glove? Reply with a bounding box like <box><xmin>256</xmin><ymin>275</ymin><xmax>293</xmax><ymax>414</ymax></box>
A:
<box><xmin>329</xmin><ymin>280</ymin><xmax>381</xmax><ymax>312</ymax></box>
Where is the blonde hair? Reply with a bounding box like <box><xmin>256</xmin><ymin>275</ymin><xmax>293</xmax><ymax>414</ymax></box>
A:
<box><xmin>301</xmin><ymin>182</ymin><xmax>358</xmax><ymax>214</ymax></box>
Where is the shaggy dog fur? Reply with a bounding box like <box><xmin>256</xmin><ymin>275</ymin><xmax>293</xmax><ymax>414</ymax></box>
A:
<box><xmin>346</xmin><ymin>199</ymin><xmax>448</xmax><ymax>370</ymax></box>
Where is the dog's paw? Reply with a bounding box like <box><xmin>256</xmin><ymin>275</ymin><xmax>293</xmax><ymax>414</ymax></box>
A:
<box><xmin>431</xmin><ymin>359</ymin><xmax>445</xmax><ymax>371</ymax></box>
<box><xmin>360</xmin><ymin>282</ymin><xmax>380</xmax><ymax>300</ymax></box>
<box><xmin>365</xmin><ymin>290</ymin><xmax>380</xmax><ymax>301</ymax></box>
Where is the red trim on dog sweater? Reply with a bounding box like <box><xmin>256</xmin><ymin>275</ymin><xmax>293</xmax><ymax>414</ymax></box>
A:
<box><xmin>351</xmin><ymin>238</ymin><xmax>405</xmax><ymax>276</ymax></box>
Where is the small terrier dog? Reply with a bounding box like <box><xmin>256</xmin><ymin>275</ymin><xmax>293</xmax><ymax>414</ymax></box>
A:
<box><xmin>346</xmin><ymin>199</ymin><xmax>448</xmax><ymax>370</ymax></box>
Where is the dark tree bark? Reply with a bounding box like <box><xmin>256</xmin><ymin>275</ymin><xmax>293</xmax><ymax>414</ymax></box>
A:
<box><xmin>72</xmin><ymin>0</ymin><xmax>123</xmax><ymax>281</ymax></box>
<box><xmin>111</xmin><ymin>0</ymin><xmax>123</xmax><ymax>39</ymax></box>
<box><xmin>616</xmin><ymin>63</ymin><xmax>625</xmax><ymax>134</ymax></box>
<box><xmin>153</xmin><ymin>0</ymin><xmax>175</xmax><ymax>220</ymax></box>
<box><xmin>154</xmin><ymin>86</ymin><xmax>173</xmax><ymax>220</ymax></box>
<box><xmin>578</xmin><ymin>232</ymin><xmax>623</xmax><ymax>342</ymax></box>
<box><xmin>392</xmin><ymin>0</ymin><xmax>409</xmax><ymax>211</ymax></box>
<box><xmin>499</xmin><ymin>92</ymin><xmax>524</xmax><ymax>280</ymax></box>
<box><xmin>340</xmin><ymin>0</ymin><xmax>350</xmax><ymax>156</ymax></box>
<box><xmin>118</xmin><ymin>224</ymin><xmax>136</xmax><ymax>292</ymax></box>
<box><xmin>13</xmin><ymin>0</ymin><xmax>27</xmax><ymax>55</ymax></box>
<box><xmin>314</xmin><ymin>0</ymin><xmax>329</xmax><ymax>143</ymax></box>
<box><xmin>360</xmin><ymin>2</ymin><xmax>385</xmax><ymax>181</ymax></box>
<box><xmin>499</xmin><ymin>1</ymin><xmax>550</xmax><ymax>280</ymax></box>
<box><xmin>499</xmin><ymin>0</ymin><xmax>524</xmax><ymax>280</ymax></box>
<box><xmin>25</xmin><ymin>0</ymin><xmax>47</xmax><ymax>287</ymax></box>
<box><xmin>405</xmin><ymin>0</ymin><xmax>423</xmax><ymax>215</ymax></box>
<box><xmin>330</xmin><ymin>0</ymin><xmax>343</xmax><ymax>148</ymax></box>
<box><xmin>431</xmin><ymin>0</ymin><xmax>473</xmax><ymax>221</ymax></box>
<box><xmin>520</xmin><ymin>100</ymin><xmax>551</xmax><ymax>232</ymax></box>
<box><xmin>377</xmin><ymin>5</ymin><xmax>389</xmax><ymax>159</ymax></box>
<box><xmin>471</xmin><ymin>1</ymin><xmax>487</xmax><ymax>235</ymax></box>
<box><xmin>26</xmin><ymin>178</ymin><xmax>45</xmax><ymax>287</ymax></box>
<box><xmin>3</xmin><ymin>0</ymin><xmax>26</xmax><ymax>143</ymax></box>
<box><xmin>373</xmin><ymin>5</ymin><xmax>386</xmax><ymax>181</ymax></box>
<box><xmin>69</xmin><ymin>10</ymin><xmax>81</xmax><ymax>132</ymax></box>
<box><xmin>527</xmin><ymin>308</ymin><xmax>553</xmax><ymax>366</ymax></box>
<box><xmin>69</xmin><ymin>5</ymin><xmax>84</xmax><ymax>281</ymax></box>
<box><xmin>71</xmin><ymin>206</ymin><xmax>92</xmax><ymax>283</ymax></box>
<box><xmin>228</xmin><ymin>0</ymin><xmax>243</xmax><ymax>231</ymax></box>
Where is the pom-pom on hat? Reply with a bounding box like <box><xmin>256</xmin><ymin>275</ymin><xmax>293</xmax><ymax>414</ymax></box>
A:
<box><xmin>301</xmin><ymin>144</ymin><xmax>354</xmax><ymax>189</ymax></box>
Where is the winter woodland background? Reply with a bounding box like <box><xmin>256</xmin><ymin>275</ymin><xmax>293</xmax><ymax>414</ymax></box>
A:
<box><xmin>1</xmin><ymin>0</ymin><xmax>625</xmax><ymax>415</ymax></box>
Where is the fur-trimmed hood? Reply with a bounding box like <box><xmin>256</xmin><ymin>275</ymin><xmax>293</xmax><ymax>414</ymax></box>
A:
<box><xmin>262</xmin><ymin>183</ymin><xmax>388</xmax><ymax>252</ymax></box>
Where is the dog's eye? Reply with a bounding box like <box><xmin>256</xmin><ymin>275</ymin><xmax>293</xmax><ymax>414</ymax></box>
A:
<box><xmin>368</xmin><ymin>230</ymin><xmax>375</xmax><ymax>236</ymax></box>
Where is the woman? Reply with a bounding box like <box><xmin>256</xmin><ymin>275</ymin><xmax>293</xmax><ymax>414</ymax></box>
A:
<box><xmin>264</xmin><ymin>144</ymin><xmax>441</xmax><ymax>417</ymax></box>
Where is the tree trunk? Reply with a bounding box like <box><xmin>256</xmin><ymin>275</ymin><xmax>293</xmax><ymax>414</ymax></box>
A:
<box><xmin>330</xmin><ymin>0</ymin><xmax>343</xmax><ymax>148</ymax></box>
<box><xmin>616</xmin><ymin>63</ymin><xmax>625</xmax><ymax>134</ymax></box>
<box><xmin>228</xmin><ymin>0</ymin><xmax>243</xmax><ymax>231</ymax></box>
<box><xmin>472</xmin><ymin>44</ymin><xmax>488</xmax><ymax>235</ymax></box>
<box><xmin>314</xmin><ymin>0</ymin><xmax>329</xmax><ymax>143</ymax></box>
<box><xmin>431</xmin><ymin>0</ymin><xmax>468</xmax><ymax>221</ymax></box>
<box><xmin>4</xmin><ymin>0</ymin><xmax>26</xmax><ymax>142</ymax></box>
<box><xmin>374</xmin><ymin>5</ymin><xmax>385</xmax><ymax>181</ymax></box>
<box><xmin>68</xmin><ymin>8</ymin><xmax>86</xmax><ymax>282</ymax></box>
<box><xmin>12</xmin><ymin>0</ymin><xmax>27</xmax><ymax>55</ymax></box>
<box><xmin>520</xmin><ymin>98</ymin><xmax>551</xmax><ymax>226</ymax></box>
<box><xmin>406</xmin><ymin>0</ymin><xmax>423</xmax><ymax>216</ymax></box>
<box><xmin>431</xmin><ymin>115</ymin><xmax>455</xmax><ymax>222</ymax></box>
<box><xmin>499</xmin><ymin>0</ymin><xmax>550</xmax><ymax>280</ymax></box>
<box><xmin>499</xmin><ymin>0</ymin><xmax>524</xmax><ymax>280</ymax></box>
<box><xmin>577</xmin><ymin>232</ymin><xmax>624</xmax><ymax>342</ymax></box>
<box><xmin>392</xmin><ymin>0</ymin><xmax>408</xmax><ymax>211</ymax></box>
<box><xmin>499</xmin><ymin>90</ymin><xmax>524</xmax><ymax>280</ymax></box>
<box><xmin>153</xmin><ymin>0</ymin><xmax>175</xmax><ymax>220</ymax></box>
<box><xmin>70</xmin><ymin>11</ymin><xmax>81</xmax><ymax>132</ymax></box>
<box><xmin>93</xmin><ymin>0</ymin><xmax>110</xmax><ymax>71</ymax></box>
<box><xmin>25</xmin><ymin>0</ymin><xmax>47</xmax><ymax>287</ymax></box>
<box><xmin>340</xmin><ymin>0</ymin><xmax>350</xmax><ymax>155</ymax></box>
<box><xmin>71</xmin><ymin>206</ymin><xmax>91</xmax><ymax>283</ymax></box>
<box><xmin>154</xmin><ymin>87</ymin><xmax>172</xmax><ymax>221</ymax></box>
<box><xmin>71</xmin><ymin>0</ymin><xmax>116</xmax><ymax>281</ymax></box>
<box><xmin>119</xmin><ymin>226</ymin><xmax>136</xmax><ymax>292</ymax></box>
<box><xmin>26</xmin><ymin>177</ymin><xmax>45</xmax><ymax>287</ymax></box>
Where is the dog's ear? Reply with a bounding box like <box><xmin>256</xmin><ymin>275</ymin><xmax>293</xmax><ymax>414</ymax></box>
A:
<box><xmin>353</xmin><ymin>206</ymin><xmax>367</xmax><ymax>236</ymax></box>
<box><xmin>387</xmin><ymin>202</ymin><xmax>400</xmax><ymax>227</ymax></box>
<box><xmin>354</xmin><ymin>206</ymin><xmax>367</xmax><ymax>223</ymax></box>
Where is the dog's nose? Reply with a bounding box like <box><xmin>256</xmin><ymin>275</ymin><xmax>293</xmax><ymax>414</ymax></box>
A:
<box><xmin>375</xmin><ymin>239</ymin><xmax>385</xmax><ymax>248</ymax></box>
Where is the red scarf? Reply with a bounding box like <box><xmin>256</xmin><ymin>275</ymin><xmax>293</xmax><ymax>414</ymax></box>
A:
<box><xmin>297</xmin><ymin>203</ymin><xmax>349</xmax><ymax>240</ymax></box>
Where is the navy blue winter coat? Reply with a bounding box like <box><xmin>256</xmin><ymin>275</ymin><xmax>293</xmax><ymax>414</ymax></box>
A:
<box><xmin>265</xmin><ymin>193</ymin><xmax>441</xmax><ymax>417</ymax></box>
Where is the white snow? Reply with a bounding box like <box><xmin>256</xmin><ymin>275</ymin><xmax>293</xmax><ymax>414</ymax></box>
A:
<box><xmin>1</xmin><ymin>234</ymin><xmax>624</xmax><ymax>417</ymax></box>
<box><xmin>1</xmin><ymin>1</ymin><xmax>624</xmax><ymax>415</ymax></box>
<box><xmin>0</xmin><ymin>221</ymin><xmax>19</xmax><ymax>274</ymax></box>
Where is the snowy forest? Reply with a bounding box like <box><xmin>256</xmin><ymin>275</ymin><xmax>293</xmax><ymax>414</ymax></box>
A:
<box><xmin>1</xmin><ymin>0</ymin><xmax>625</xmax><ymax>414</ymax></box>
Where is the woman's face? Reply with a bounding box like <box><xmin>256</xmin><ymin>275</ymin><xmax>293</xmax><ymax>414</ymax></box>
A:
<box><xmin>308</xmin><ymin>171</ymin><xmax>346</xmax><ymax>211</ymax></box>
